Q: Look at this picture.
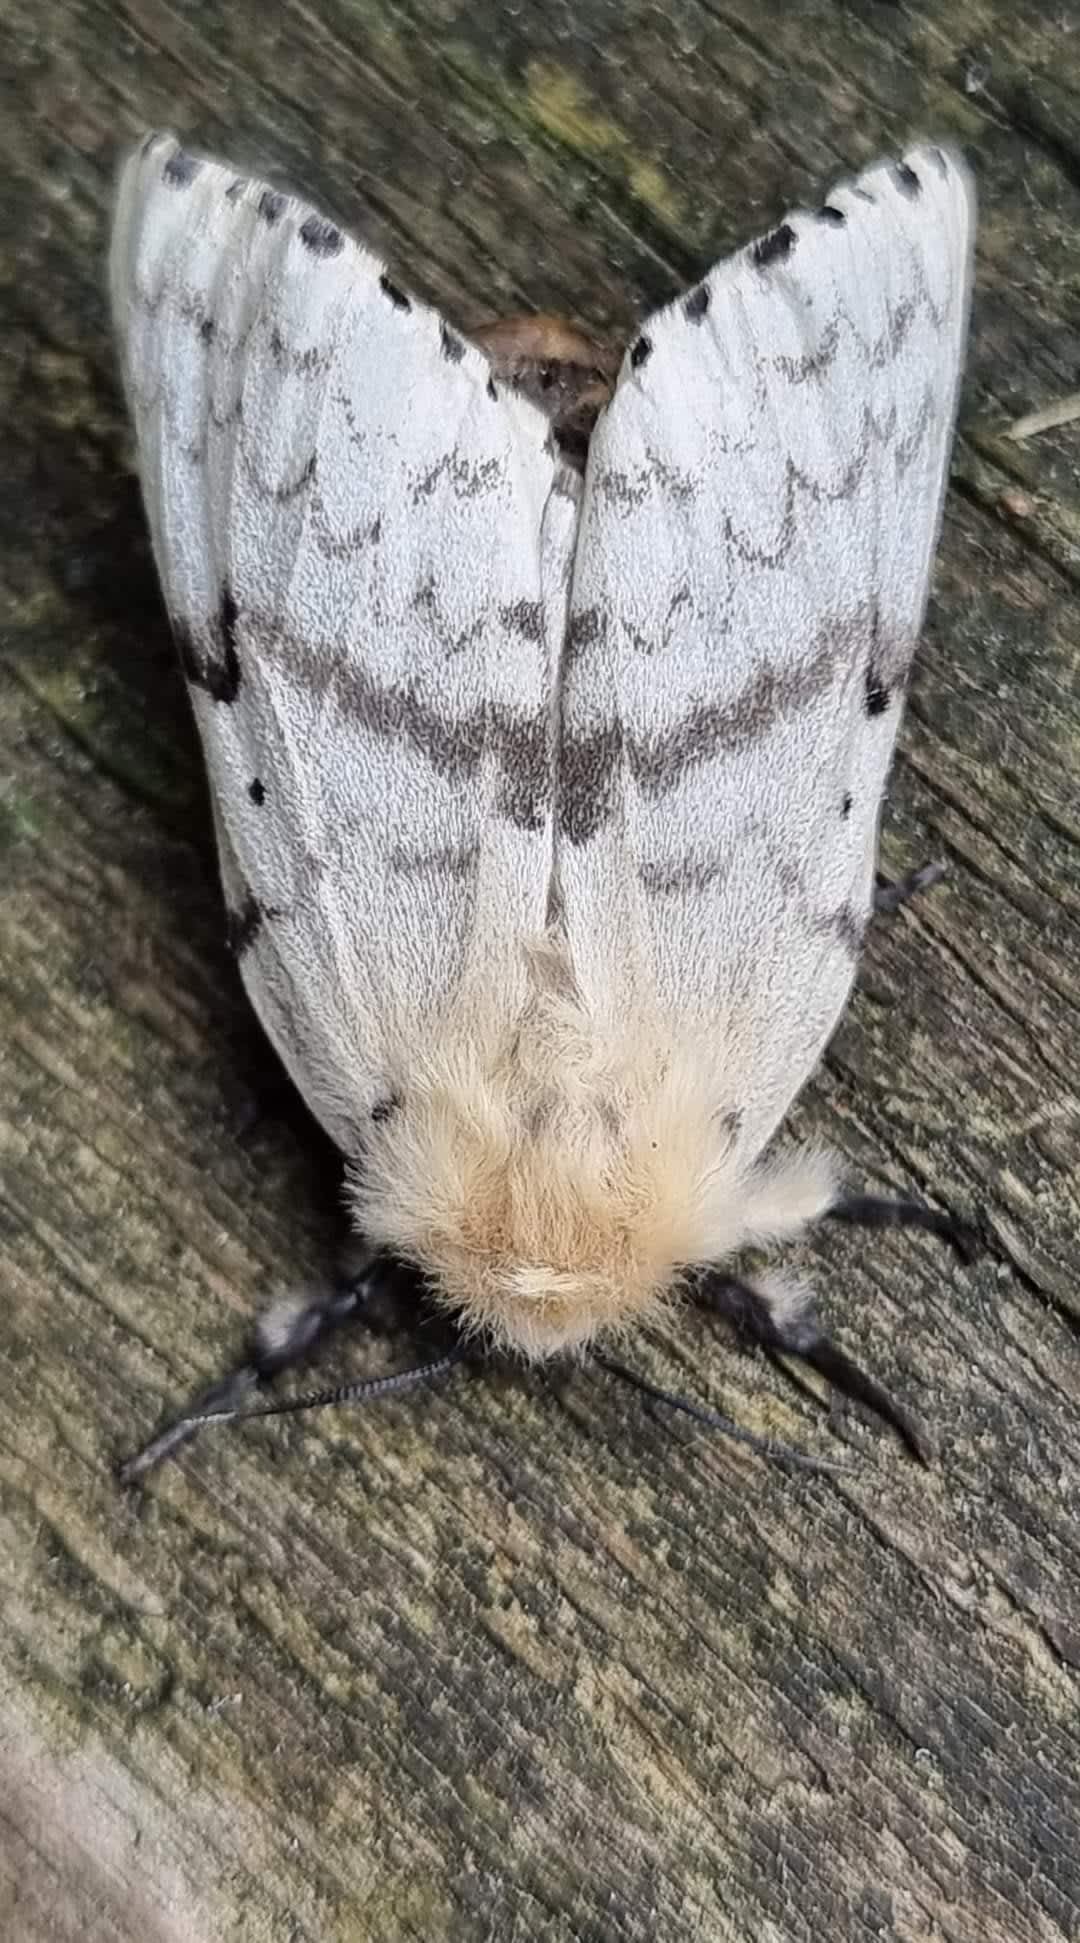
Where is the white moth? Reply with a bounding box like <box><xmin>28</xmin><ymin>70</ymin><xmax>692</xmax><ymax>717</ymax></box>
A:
<box><xmin>110</xmin><ymin>132</ymin><xmax>975</xmax><ymax>1466</ymax></box>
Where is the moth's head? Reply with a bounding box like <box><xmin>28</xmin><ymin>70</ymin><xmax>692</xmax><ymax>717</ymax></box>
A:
<box><xmin>345</xmin><ymin>982</ymin><xmax>838</xmax><ymax>1360</ymax></box>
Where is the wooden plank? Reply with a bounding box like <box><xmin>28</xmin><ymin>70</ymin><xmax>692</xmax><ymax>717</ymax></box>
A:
<box><xmin>2</xmin><ymin>2</ymin><xmax>1078</xmax><ymax>1938</ymax></box>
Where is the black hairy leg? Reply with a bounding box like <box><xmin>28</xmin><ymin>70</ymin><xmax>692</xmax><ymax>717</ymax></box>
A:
<box><xmin>695</xmin><ymin>1271</ymin><xmax>933</xmax><ymax>1463</ymax></box>
<box><xmin>117</xmin><ymin>1247</ymin><xmax>450</xmax><ymax>1483</ymax></box>
<box><xmin>827</xmin><ymin>1193</ymin><xmax>981</xmax><ymax>1264</ymax></box>
<box><xmin>251</xmin><ymin>1242</ymin><xmax>428</xmax><ymax>1375</ymax></box>
<box><xmin>873</xmin><ymin>859</ymin><xmax>945</xmax><ymax>913</ymax></box>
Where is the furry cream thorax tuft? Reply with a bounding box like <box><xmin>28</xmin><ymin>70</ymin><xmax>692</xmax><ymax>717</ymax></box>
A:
<box><xmin>348</xmin><ymin>937</ymin><xmax>839</xmax><ymax>1358</ymax></box>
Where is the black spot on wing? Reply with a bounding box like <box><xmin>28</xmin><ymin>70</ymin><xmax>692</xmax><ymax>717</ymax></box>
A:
<box><xmin>841</xmin><ymin>792</ymin><xmax>853</xmax><ymax>819</ymax></box>
<box><xmin>249</xmin><ymin>778</ymin><xmax>266</xmax><ymax>806</ymax></box>
<box><xmin>379</xmin><ymin>274</ymin><xmax>411</xmax><ymax>312</ymax></box>
<box><xmin>440</xmin><ymin>322</ymin><xmax>466</xmax><ymax>364</ymax></box>
<box><xmin>226</xmin><ymin>177</ymin><xmax>247</xmax><ymax>202</ymax></box>
<box><xmin>225</xmin><ymin>894</ymin><xmax>276</xmax><ymax>959</ymax></box>
<box><xmin>486</xmin><ymin>374</ymin><xmax>498</xmax><ymax>400</ymax></box>
<box><xmin>864</xmin><ymin>667</ymin><xmax>891</xmax><ymax>717</ymax></box>
<box><xmin>817</xmin><ymin>205</ymin><xmax>846</xmax><ymax>226</ymax></box>
<box><xmin>163</xmin><ymin>149</ymin><xmax>201</xmax><ymax>189</ymax></box>
<box><xmin>299</xmin><ymin>214</ymin><xmax>344</xmax><ymax>257</ymax></box>
<box><xmin>892</xmin><ymin>162</ymin><xmax>921</xmax><ymax>198</ymax></box>
<box><xmin>683</xmin><ymin>284</ymin><xmax>710</xmax><ymax>323</ymax></box>
<box><xmin>752</xmin><ymin>223</ymin><xmax>797</xmax><ymax>268</ymax></box>
<box><xmin>199</xmin><ymin>317</ymin><xmax>216</xmax><ymax>345</ymax></box>
<box><xmin>371</xmin><ymin>1094</ymin><xmax>401</xmax><ymax>1125</ymax></box>
<box><xmin>259</xmin><ymin>189</ymin><xmax>286</xmax><ymax>224</ymax></box>
<box><xmin>173</xmin><ymin>585</ymin><xmax>242</xmax><ymax>705</ymax></box>
<box><xmin>630</xmin><ymin>335</ymin><xmax>652</xmax><ymax>370</ymax></box>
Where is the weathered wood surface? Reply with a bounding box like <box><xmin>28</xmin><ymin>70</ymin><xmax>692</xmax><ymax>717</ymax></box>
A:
<box><xmin>2</xmin><ymin>2</ymin><xmax>1079</xmax><ymax>1938</ymax></box>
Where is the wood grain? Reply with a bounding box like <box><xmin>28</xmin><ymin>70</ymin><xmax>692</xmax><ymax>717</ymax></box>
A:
<box><xmin>2</xmin><ymin>2</ymin><xmax>1079</xmax><ymax>1938</ymax></box>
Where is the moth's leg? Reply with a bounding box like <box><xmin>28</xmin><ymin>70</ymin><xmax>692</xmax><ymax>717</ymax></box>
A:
<box><xmin>695</xmin><ymin>1271</ymin><xmax>932</xmax><ymax>1463</ymax></box>
<box><xmin>251</xmin><ymin>1260</ymin><xmax>384</xmax><ymax>1378</ymax></box>
<box><xmin>873</xmin><ymin>860</ymin><xmax>945</xmax><ymax>914</ymax></box>
<box><xmin>118</xmin><ymin>1243</ymin><xmax>399</xmax><ymax>1483</ymax></box>
<box><xmin>826</xmin><ymin>1194</ymin><xmax>981</xmax><ymax>1264</ymax></box>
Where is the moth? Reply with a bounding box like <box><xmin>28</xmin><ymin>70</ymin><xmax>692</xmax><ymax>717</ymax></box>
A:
<box><xmin>110</xmin><ymin>132</ymin><xmax>977</xmax><ymax>1479</ymax></box>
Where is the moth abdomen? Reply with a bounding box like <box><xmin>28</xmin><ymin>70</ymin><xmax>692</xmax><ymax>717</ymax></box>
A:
<box><xmin>347</xmin><ymin>942</ymin><xmax>845</xmax><ymax>1361</ymax></box>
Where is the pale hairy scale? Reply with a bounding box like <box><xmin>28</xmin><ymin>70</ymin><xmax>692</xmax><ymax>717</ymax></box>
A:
<box><xmin>110</xmin><ymin>135</ymin><xmax>974</xmax><ymax>1363</ymax></box>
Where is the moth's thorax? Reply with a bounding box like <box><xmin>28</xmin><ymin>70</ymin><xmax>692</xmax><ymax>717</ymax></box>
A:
<box><xmin>347</xmin><ymin>937</ymin><xmax>789</xmax><ymax>1358</ymax></box>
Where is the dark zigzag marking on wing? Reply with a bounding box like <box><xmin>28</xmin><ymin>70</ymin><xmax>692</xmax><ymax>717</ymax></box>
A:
<box><xmin>412</xmin><ymin>450</ymin><xmax>504</xmax><ymax>505</ymax></box>
<box><xmin>672</xmin><ymin>216</ymin><xmax>954</xmax><ymax>397</ymax></box>
<box><xmin>235</xmin><ymin>441</ymin><xmax>317</xmax><ymax>504</ymax></box>
<box><xmin>128</xmin><ymin>150</ymin><xmax>960</xmax><ymax>444</ymax></box>
<box><xmin>500</xmin><ymin>599</ymin><xmax>546</xmax><ymax>642</ymax></box>
<box><xmin>301</xmin><ymin>504</ymin><xmax>383</xmax><ymax>562</ymax></box>
<box><xmin>222</xmin><ymin>612</ymin><xmax>553</xmax><ymax>834</ymax></box>
<box><xmin>389</xmin><ymin>840</ymin><xmax>481</xmax><ymax>880</ymax></box>
<box><xmin>125</xmin><ymin>265</ymin><xmax>542</xmax><ymax>541</ymax></box>
<box><xmin>128</xmin><ymin>313</ymin><xmax>508</xmax><ymax>539</ymax></box>
<box><xmin>268</xmin><ymin>327</ymin><xmax>334</xmax><ymax>377</ymax></box>
<box><xmin>765</xmin><ymin>826</ymin><xmax>871</xmax><ymax>963</ymax></box>
<box><xmin>637</xmin><ymin>820</ymin><xmax>869</xmax><ymax>965</ymax></box>
<box><xmin>773</xmin><ymin>317</ymin><xmax>842</xmax><ymax>385</ymax></box>
<box><xmin>638</xmin><ymin>851</ymin><xmax>732</xmax><ymax>897</ymax></box>
<box><xmin>184</xmin><ymin>598</ymin><xmax>902</xmax><ymax>852</ymax></box>
<box><xmin>412</xmin><ymin>577</ymin><xmax>487</xmax><ymax>658</ymax></box>
<box><xmin>136</xmin><ymin>368</ymin><xmax>506</xmax><ymax>554</ymax></box>
<box><xmin>125</xmin><ymin>239</ymin><xmax>523</xmax><ymax>409</ymax></box>
<box><xmin>123</xmin><ymin>291</ymin><xmax>291</xmax><ymax>426</ymax></box>
<box><xmin>126</xmin><ymin>370</ymin><xmax>244</xmax><ymax>446</ymax></box>
<box><xmin>129</xmin><ymin>261</ymin><xmax>339</xmax><ymax>382</ymax></box>
<box><xmin>590</xmin><ymin>385</ymin><xmax>934</xmax><ymax>571</ymax></box>
<box><xmin>560</xmin><ymin>605</ymin><xmax>915</xmax><ymax>843</ymax></box>
<box><xmin>894</xmin><ymin>386</ymin><xmax>937</xmax><ymax>475</ymax></box>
